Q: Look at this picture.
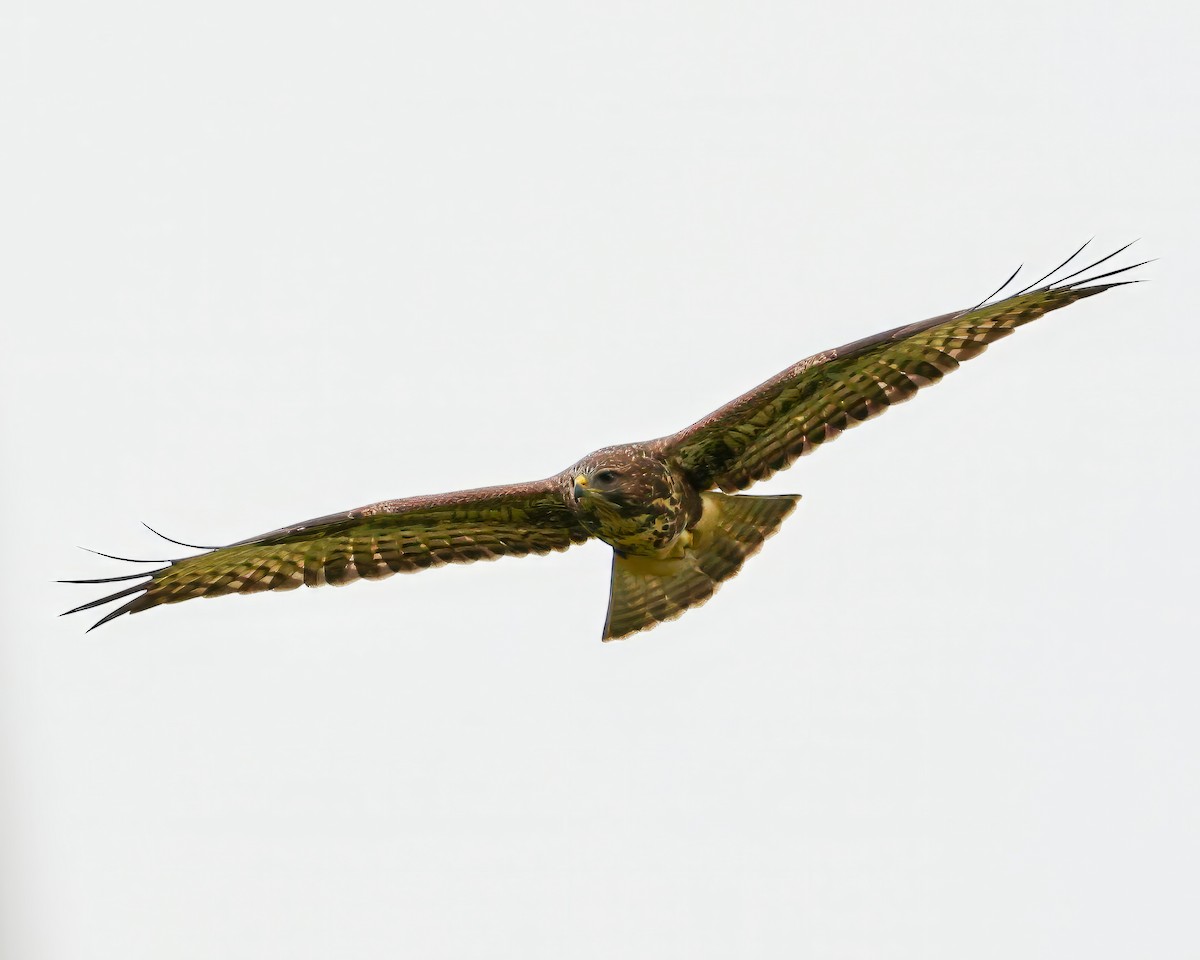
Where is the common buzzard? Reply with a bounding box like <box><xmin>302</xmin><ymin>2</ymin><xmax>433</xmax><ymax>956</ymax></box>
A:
<box><xmin>63</xmin><ymin>243</ymin><xmax>1144</xmax><ymax>640</ymax></box>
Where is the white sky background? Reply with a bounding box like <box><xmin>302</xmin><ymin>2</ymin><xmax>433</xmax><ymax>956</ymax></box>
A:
<box><xmin>2</xmin><ymin>1</ymin><xmax>1198</xmax><ymax>957</ymax></box>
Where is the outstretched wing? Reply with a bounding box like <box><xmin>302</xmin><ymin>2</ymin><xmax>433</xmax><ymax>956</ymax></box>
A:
<box><xmin>655</xmin><ymin>243</ymin><xmax>1146</xmax><ymax>492</ymax></box>
<box><xmin>63</xmin><ymin>478</ymin><xmax>588</xmax><ymax>630</ymax></box>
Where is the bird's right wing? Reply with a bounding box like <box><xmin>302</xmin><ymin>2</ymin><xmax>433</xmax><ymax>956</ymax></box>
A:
<box><xmin>62</xmin><ymin>477</ymin><xmax>589</xmax><ymax>629</ymax></box>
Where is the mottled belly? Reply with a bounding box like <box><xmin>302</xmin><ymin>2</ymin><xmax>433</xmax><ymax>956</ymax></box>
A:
<box><xmin>584</xmin><ymin>496</ymin><xmax>686</xmax><ymax>557</ymax></box>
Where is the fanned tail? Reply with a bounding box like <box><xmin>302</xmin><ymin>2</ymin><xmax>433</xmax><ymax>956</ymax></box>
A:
<box><xmin>603</xmin><ymin>492</ymin><xmax>800</xmax><ymax>640</ymax></box>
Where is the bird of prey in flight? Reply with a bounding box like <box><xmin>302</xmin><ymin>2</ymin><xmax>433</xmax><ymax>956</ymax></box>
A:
<box><xmin>63</xmin><ymin>243</ymin><xmax>1144</xmax><ymax>640</ymax></box>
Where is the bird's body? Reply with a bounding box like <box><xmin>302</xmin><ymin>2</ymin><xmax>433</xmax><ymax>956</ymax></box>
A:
<box><xmin>64</xmin><ymin>243</ymin><xmax>1145</xmax><ymax>640</ymax></box>
<box><xmin>569</xmin><ymin>445</ymin><xmax>701</xmax><ymax>556</ymax></box>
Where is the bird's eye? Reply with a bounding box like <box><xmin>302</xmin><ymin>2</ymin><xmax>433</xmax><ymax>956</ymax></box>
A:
<box><xmin>594</xmin><ymin>470</ymin><xmax>618</xmax><ymax>484</ymax></box>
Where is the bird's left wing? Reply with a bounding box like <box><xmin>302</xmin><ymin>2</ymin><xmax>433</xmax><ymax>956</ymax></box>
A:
<box><xmin>63</xmin><ymin>477</ymin><xmax>589</xmax><ymax>629</ymax></box>
<box><xmin>655</xmin><ymin>244</ymin><xmax>1145</xmax><ymax>492</ymax></box>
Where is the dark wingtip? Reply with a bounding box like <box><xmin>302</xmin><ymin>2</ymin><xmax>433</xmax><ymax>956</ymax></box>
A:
<box><xmin>141</xmin><ymin>522</ymin><xmax>219</xmax><ymax>551</ymax></box>
<box><xmin>975</xmin><ymin>240</ymin><xmax>1148</xmax><ymax>312</ymax></box>
<box><xmin>58</xmin><ymin>570</ymin><xmax>160</xmax><ymax>585</ymax></box>
<box><xmin>967</xmin><ymin>262</ymin><xmax>1024</xmax><ymax>313</ymax></box>
<box><xmin>1012</xmin><ymin>238</ymin><xmax>1093</xmax><ymax>297</ymax></box>
<box><xmin>60</xmin><ymin>583</ymin><xmax>147</xmax><ymax>618</ymax></box>
<box><xmin>86</xmin><ymin>603</ymin><xmax>136</xmax><ymax>632</ymax></box>
<box><xmin>1051</xmin><ymin>240</ymin><xmax>1139</xmax><ymax>289</ymax></box>
<box><xmin>78</xmin><ymin>545</ymin><xmax>174</xmax><ymax>564</ymax></box>
<box><xmin>1067</xmin><ymin>256</ymin><xmax>1153</xmax><ymax>290</ymax></box>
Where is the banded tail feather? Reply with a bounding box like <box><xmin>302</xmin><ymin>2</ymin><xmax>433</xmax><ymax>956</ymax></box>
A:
<box><xmin>603</xmin><ymin>492</ymin><xmax>800</xmax><ymax>640</ymax></box>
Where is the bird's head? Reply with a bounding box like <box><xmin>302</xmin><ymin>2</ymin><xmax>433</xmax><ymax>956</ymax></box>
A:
<box><xmin>569</xmin><ymin>447</ymin><xmax>656</xmax><ymax>505</ymax></box>
<box><xmin>566</xmin><ymin>446</ymin><xmax>696</xmax><ymax>552</ymax></box>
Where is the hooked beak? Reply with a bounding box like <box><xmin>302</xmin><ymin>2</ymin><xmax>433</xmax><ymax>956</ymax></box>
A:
<box><xmin>573</xmin><ymin>474</ymin><xmax>588</xmax><ymax>499</ymax></box>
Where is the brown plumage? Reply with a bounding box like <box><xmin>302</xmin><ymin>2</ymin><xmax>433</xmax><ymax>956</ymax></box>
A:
<box><xmin>63</xmin><ymin>243</ymin><xmax>1145</xmax><ymax>640</ymax></box>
